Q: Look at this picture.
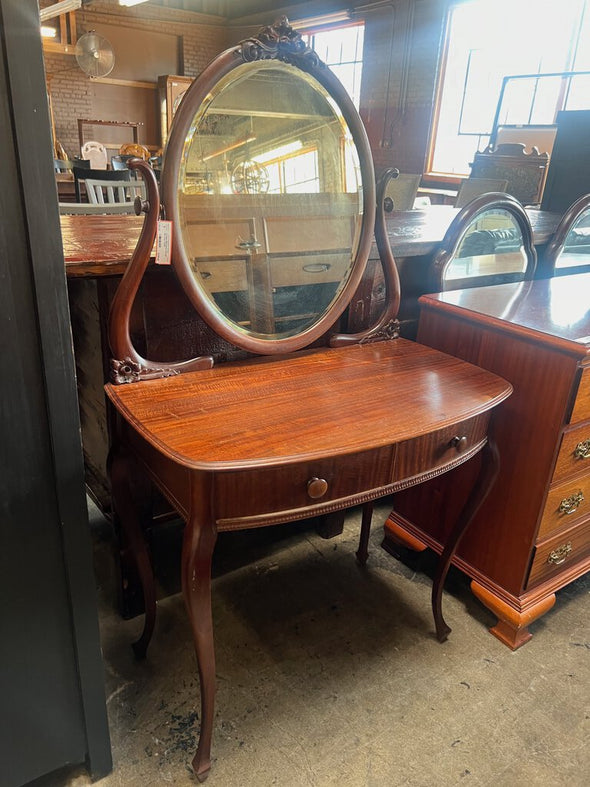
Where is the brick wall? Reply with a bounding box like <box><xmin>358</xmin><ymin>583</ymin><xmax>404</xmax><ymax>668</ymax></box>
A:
<box><xmin>45</xmin><ymin>0</ymin><xmax>228</xmax><ymax>158</ymax></box>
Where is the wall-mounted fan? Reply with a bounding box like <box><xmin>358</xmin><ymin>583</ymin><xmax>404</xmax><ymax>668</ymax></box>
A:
<box><xmin>75</xmin><ymin>31</ymin><xmax>115</xmax><ymax>78</ymax></box>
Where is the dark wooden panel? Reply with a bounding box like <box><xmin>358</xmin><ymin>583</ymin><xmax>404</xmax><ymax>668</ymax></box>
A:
<box><xmin>0</xmin><ymin>3</ymin><xmax>111</xmax><ymax>783</ymax></box>
<box><xmin>541</xmin><ymin>110</ymin><xmax>590</xmax><ymax>213</ymax></box>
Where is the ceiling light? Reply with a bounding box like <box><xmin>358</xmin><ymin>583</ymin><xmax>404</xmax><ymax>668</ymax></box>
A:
<box><xmin>119</xmin><ymin>0</ymin><xmax>150</xmax><ymax>7</ymax></box>
<box><xmin>41</xmin><ymin>25</ymin><xmax>58</xmax><ymax>38</ymax></box>
<box><xmin>40</xmin><ymin>0</ymin><xmax>82</xmax><ymax>22</ymax></box>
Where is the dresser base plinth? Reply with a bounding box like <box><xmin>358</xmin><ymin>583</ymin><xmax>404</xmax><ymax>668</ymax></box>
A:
<box><xmin>471</xmin><ymin>581</ymin><xmax>557</xmax><ymax>650</ymax></box>
<box><xmin>381</xmin><ymin>517</ymin><xmax>428</xmax><ymax>557</ymax></box>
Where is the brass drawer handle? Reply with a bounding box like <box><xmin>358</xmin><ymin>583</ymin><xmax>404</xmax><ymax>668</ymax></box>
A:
<box><xmin>558</xmin><ymin>491</ymin><xmax>584</xmax><ymax>515</ymax></box>
<box><xmin>307</xmin><ymin>477</ymin><xmax>328</xmax><ymax>499</ymax></box>
<box><xmin>303</xmin><ymin>263</ymin><xmax>331</xmax><ymax>273</ymax></box>
<box><xmin>574</xmin><ymin>439</ymin><xmax>590</xmax><ymax>459</ymax></box>
<box><xmin>449</xmin><ymin>435</ymin><xmax>468</xmax><ymax>453</ymax></box>
<box><xmin>547</xmin><ymin>542</ymin><xmax>573</xmax><ymax>566</ymax></box>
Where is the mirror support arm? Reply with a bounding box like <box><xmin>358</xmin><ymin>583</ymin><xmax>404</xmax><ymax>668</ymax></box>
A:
<box><xmin>330</xmin><ymin>167</ymin><xmax>402</xmax><ymax>346</ymax></box>
<box><xmin>108</xmin><ymin>159</ymin><xmax>214</xmax><ymax>384</ymax></box>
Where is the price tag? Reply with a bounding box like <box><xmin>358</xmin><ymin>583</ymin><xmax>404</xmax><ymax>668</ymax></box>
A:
<box><xmin>155</xmin><ymin>220</ymin><xmax>172</xmax><ymax>265</ymax></box>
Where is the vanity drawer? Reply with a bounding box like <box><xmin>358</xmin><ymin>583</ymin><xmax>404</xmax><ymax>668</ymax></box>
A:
<box><xmin>528</xmin><ymin>515</ymin><xmax>590</xmax><ymax>588</ymax></box>
<box><xmin>192</xmin><ymin>259</ymin><xmax>248</xmax><ymax>293</ymax></box>
<box><xmin>215</xmin><ymin>415</ymin><xmax>488</xmax><ymax>524</ymax></box>
<box><xmin>270</xmin><ymin>254</ymin><xmax>349</xmax><ymax>287</ymax></box>
<box><xmin>214</xmin><ymin>446</ymin><xmax>395</xmax><ymax>523</ymax></box>
<box><xmin>569</xmin><ymin>366</ymin><xmax>590</xmax><ymax>424</ymax></box>
<box><xmin>537</xmin><ymin>477</ymin><xmax>589</xmax><ymax>539</ymax></box>
<box><xmin>552</xmin><ymin>423</ymin><xmax>590</xmax><ymax>483</ymax></box>
<box><xmin>393</xmin><ymin>414</ymin><xmax>488</xmax><ymax>481</ymax></box>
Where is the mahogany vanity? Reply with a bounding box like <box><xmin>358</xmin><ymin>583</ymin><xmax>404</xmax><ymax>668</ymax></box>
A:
<box><xmin>103</xmin><ymin>19</ymin><xmax>511</xmax><ymax>779</ymax></box>
<box><xmin>385</xmin><ymin>274</ymin><xmax>590</xmax><ymax>649</ymax></box>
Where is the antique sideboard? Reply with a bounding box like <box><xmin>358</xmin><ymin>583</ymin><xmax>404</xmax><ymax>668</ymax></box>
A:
<box><xmin>385</xmin><ymin>273</ymin><xmax>590</xmax><ymax>648</ymax></box>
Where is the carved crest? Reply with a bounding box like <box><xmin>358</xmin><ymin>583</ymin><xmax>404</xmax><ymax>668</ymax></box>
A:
<box><xmin>239</xmin><ymin>16</ymin><xmax>322</xmax><ymax>71</ymax></box>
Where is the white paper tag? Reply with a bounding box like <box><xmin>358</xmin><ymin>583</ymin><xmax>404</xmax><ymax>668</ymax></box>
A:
<box><xmin>155</xmin><ymin>220</ymin><xmax>172</xmax><ymax>265</ymax></box>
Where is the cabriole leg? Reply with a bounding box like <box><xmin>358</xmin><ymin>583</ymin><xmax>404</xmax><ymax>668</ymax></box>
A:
<box><xmin>432</xmin><ymin>437</ymin><xmax>500</xmax><ymax>642</ymax></box>
<box><xmin>182</xmin><ymin>483</ymin><xmax>218</xmax><ymax>782</ymax></box>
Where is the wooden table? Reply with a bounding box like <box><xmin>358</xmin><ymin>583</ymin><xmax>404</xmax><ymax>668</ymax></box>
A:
<box><xmin>62</xmin><ymin>206</ymin><xmax>563</xmax><ymax>338</ymax></box>
<box><xmin>385</xmin><ymin>274</ymin><xmax>590</xmax><ymax>648</ymax></box>
<box><xmin>61</xmin><ymin>206</ymin><xmax>562</xmax><ymax>278</ymax></box>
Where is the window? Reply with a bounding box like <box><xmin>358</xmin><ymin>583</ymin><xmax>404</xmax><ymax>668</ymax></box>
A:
<box><xmin>429</xmin><ymin>0</ymin><xmax>590</xmax><ymax>176</ymax></box>
<box><xmin>301</xmin><ymin>23</ymin><xmax>365</xmax><ymax>108</ymax></box>
<box><xmin>254</xmin><ymin>143</ymin><xmax>320</xmax><ymax>194</ymax></box>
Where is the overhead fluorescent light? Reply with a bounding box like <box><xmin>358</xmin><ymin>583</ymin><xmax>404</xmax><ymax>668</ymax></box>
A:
<box><xmin>291</xmin><ymin>11</ymin><xmax>352</xmax><ymax>29</ymax></box>
<box><xmin>40</xmin><ymin>0</ymin><xmax>82</xmax><ymax>22</ymax></box>
<box><xmin>119</xmin><ymin>0</ymin><xmax>150</xmax><ymax>7</ymax></box>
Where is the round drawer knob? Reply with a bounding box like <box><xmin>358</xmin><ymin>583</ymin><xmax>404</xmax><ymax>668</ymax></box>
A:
<box><xmin>307</xmin><ymin>477</ymin><xmax>328</xmax><ymax>499</ymax></box>
<box><xmin>450</xmin><ymin>435</ymin><xmax>468</xmax><ymax>452</ymax></box>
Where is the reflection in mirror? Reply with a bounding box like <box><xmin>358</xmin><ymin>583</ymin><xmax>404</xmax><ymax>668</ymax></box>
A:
<box><xmin>444</xmin><ymin>207</ymin><xmax>528</xmax><ymax>289</ymax></box>
<box><xmin>176</xmin><ymin>60</ymin><xmax>363</xmax><ymax>339</ymax></box>
<box><xmin>555</xmin><ymin>208</ymin><xmax>590</xmax><ymax>272</ymax></box>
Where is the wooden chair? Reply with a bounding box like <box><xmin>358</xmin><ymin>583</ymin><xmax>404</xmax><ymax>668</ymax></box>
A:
<box><xmin>454</xmin><ymin>177</ymin><xmax>508</xmax><ymax>208</ymax></box>
<box><xmin>80</xmin><ymin>139</ymin><xmax>108</xmax><ymax>169</ymax></box>
<box><xmin>102</xmin><ymin>20</ymin><xmax>512</xmax><ymax>780</ymax></box>
<box><xmin>543</xmin><ymin>193</ymin><xmax>590</xmax><ymax>276</ymax></box>
<box><xmin>382</xmin><ymin>171</ymin><xmax>421</xmax><ymax>210</ymax></box>
<box><xmin>431</xmin><ymin>192</ymin><xmax>537</xmax><ymax>291</ymax></box>
<box><xmin>72</xmin><ymin>165</ymin><xmax>131</xmax><ymax>202</ymax></box>
<box><xmin>470</xmin><ymin>143</ymin><xmax>549</xmax><ymax>206</ymax></box>
<box><xmin>85</xmin><ymin>178</ymin><xmax>146</xmax><ymax>209</ymax></box>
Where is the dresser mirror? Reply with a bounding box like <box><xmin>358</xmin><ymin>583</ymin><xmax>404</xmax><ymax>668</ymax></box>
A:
<box><xmin>432</xmin><ymin>194</ymin><xmax>537</xmax><ymax>292</ymax></box>
<box><xmin>546</xmin><ymin>194</ymin><xmax>590</xmax><ymax>275</ymax></box>
<box><xmin>157</xmin><ymin>24</ymin><xmax>377</xmax><ymax>355</ymax></box>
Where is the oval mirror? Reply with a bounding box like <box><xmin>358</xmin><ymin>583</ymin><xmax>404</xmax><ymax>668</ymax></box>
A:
<box><xmin>435</xmin><ymin>195</ymin><xmax>536</xmax><ymax>292</ymax></box>
<box><xmin>446</xmin><ymin>208</ymin><xmax>527</xmax><ymax>285</ymax></box>
<box><xmin>161</xmin><ymin>20</ymin><xmax>375</xmax><ymax>354</ymax></box>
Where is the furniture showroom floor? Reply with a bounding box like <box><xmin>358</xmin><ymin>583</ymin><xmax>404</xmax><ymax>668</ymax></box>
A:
<box><xmin>42</xmin><ymin>500</ymin><xmax>589</xmax><ymax>786</ymax></box>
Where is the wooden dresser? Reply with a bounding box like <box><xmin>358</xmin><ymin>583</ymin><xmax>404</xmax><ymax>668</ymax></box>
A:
<box><xmin>384</xmin><ymin>273</ymin><xmax>590</xmax><ymax>648</ymax></box>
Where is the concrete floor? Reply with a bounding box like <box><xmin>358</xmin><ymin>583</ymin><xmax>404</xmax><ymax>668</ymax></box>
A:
<box><xmin>48</xmin><ymin>501</ymin><xmax>589</xmax><ymax>786</ymax></box>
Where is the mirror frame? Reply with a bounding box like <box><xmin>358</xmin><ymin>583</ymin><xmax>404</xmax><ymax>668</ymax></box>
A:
<box><xmin>545</xmin><ymin>193</ymin><xmax>590</xmax><ymax>275</ymax></box>
<box><xmin>159</xmin><ymin>17</ymin><xmax>376</xmax><ymax>355</ymax></box>
<box><xmin>431</xmin><ymin>192</ymin><xmax>537</xmax><ymax>292</ymax></box>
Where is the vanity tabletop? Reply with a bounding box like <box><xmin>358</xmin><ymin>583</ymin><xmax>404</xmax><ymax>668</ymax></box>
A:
<box><xmin>105</xmin><ymin>338</ymin><xmax>511</xmax><ymax>469</ymax></box>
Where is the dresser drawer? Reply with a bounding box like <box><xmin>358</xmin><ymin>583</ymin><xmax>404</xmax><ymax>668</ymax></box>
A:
<box><xmin>528</xmin><ymin>516</ymin><xmax>590</xmax><ymax>588</ymax></box>
<box><xmin>569</xmin><ymin>366</ymin><xmax>590</xmax><ymax>423</ymax></box>
<box><xmin>537</xmin><ymin>478</ymin><xmax>589</xmax><ymax>539</ymax></box>
<box><xmin>393</xmin><ymin>415</ymin><xmax>488</xmax><ymax>480</ymax></box>
<box><xmin>552</xmin><ymin>423</ymin><xmax>590</xmax><ymax>483</ymax></box>
<box><xmin>214</xmin><ymin>446</ymin><xmax>395</xmax><ymax>523</ymax></box>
